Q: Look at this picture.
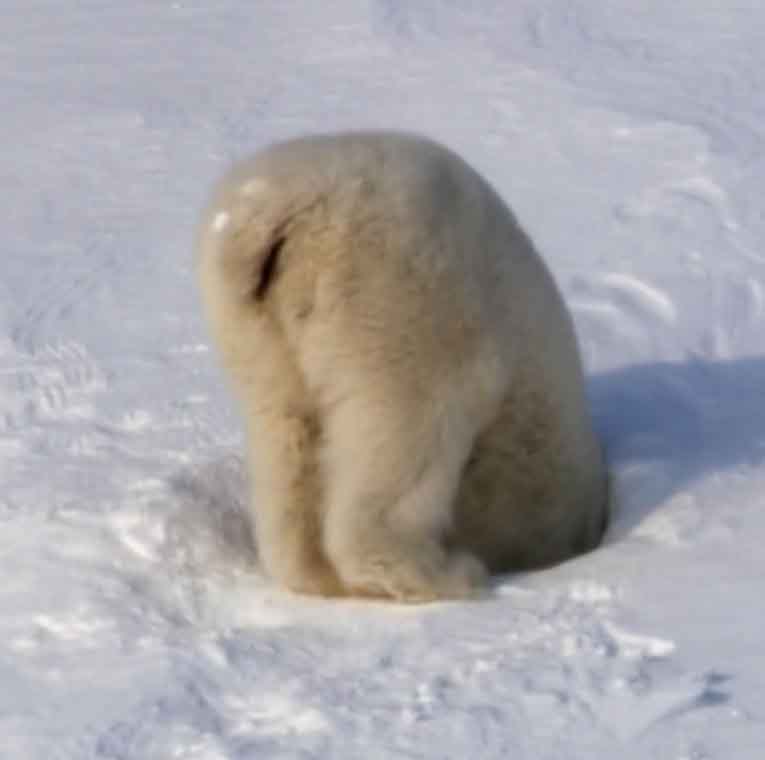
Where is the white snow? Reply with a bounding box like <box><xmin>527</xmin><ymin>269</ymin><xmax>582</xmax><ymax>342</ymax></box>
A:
<box><xmin>212</xmin><ymin>212</ymin><xmax>230</xmax><ymax>233</ymax></box>
<box><xmin>2</xmin><ymin>1</ymin><xmax>764</xmax><ymax>758</ymax></box>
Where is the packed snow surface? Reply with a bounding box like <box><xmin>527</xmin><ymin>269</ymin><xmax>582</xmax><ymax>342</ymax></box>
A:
<box><xmin>2</xmin><ymin>2</ymin><xmax>764</xmax><ymax>758</ymax></box>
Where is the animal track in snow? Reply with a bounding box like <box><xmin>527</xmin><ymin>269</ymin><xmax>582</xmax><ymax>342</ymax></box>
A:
<box><xmin>0</xmin><ymin>341</ymin><xmax>106</xmax><ymax>432</ymax></box>
<box><xmin>571</xmin><ymin>272</ymin><xmax>678</xmax><ymax>326</ymax></box>
<box><xmin>569</xmin><ymin>272</ymin><xmax>678</xmax><ymax>361</ymax></box>
<box><xmin>598</xmin><ymin>273</ymin><xmax>677</xmax><ymax>325</ymax></box>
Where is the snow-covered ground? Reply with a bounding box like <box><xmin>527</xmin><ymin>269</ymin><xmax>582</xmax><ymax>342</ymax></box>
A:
<box><xmin>2</xmin><ymin>1</ymin><xmax>764</xmax><ymax>757</ymax></box>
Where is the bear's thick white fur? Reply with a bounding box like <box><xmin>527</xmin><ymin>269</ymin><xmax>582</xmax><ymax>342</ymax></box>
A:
<box><xmin>196</xmin><ymin>131</ymin><xmax>608</xmax><ymax>602</ymax></box>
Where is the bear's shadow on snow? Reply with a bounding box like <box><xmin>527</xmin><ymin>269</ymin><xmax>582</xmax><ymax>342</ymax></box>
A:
<box><xmin>589</xmin><ymin>354</ymin><xmax>765</xmax><ymax>537</ymax></box>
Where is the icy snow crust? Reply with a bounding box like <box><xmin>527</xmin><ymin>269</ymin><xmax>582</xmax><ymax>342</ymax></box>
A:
<box><xmin>1</xmin><ymin>2</ymin><xmax>764</xmax><ymax>757</ymax></box>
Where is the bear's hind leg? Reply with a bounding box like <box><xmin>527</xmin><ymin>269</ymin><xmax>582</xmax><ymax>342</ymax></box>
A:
<box><xmin>247</xmin><ymin>405</ymin><xmax>345</xmax><ymax>598</ymax></box>
<box><xmin>236</xmin><ymin>329</ymin><xmax>344</xmax><ymax>598</ymax></box>
<box><xmin>320</xmin><ymin>395</ymin><xmax>487</xmax><ymax>603</ymax></box>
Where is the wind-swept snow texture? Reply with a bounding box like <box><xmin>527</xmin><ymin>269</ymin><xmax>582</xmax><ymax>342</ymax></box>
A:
<box><xmin>2</xmin><ymin>2</ymin><xmax>764</xmax><ymax>758</ymax></box>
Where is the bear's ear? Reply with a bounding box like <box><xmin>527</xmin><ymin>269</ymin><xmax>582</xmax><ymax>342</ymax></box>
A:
<box><xmin>253</xmin><ymin>235</ymin><xmax>286</xmax><ymax>301</ymax></box>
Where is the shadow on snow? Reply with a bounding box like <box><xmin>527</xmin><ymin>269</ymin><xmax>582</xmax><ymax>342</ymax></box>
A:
<box><xmin>589</xmin><ymin>354</ymin><xmax>765</xmax><ymax>537</ymax></box>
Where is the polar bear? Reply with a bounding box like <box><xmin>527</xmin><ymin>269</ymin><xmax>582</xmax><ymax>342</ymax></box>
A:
<box><xmin>196</xmin><ymin>130</ymin><xmax>608</xmax><ymax>602</ymax></box>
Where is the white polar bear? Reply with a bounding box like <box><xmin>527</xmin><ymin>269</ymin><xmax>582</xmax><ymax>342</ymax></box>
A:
<box><xmin>196</xmin><ymin>131</ymin><xmax>608</xmax><ymax>603</ymax></box>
